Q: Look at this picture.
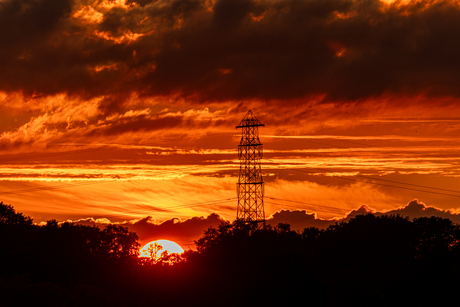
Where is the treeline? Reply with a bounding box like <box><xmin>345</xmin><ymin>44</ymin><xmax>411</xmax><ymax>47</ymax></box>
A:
<box><xmin>2</xmin><ymin>201</ymin><xmax>460</xmax><ymax>306</ymax></box>
<box><xmin>0</xmin><ymin>202</ymin><xmax>141</xmax><ymax>306</ymax></box>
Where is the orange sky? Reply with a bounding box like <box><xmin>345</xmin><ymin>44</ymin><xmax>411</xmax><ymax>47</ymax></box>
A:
<box><xmin>2</xmin><ymin>0</ymin><xmax>460</xmax><ymax>246</ymax></box>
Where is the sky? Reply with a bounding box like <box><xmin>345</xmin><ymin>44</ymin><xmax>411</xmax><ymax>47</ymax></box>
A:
<box><xmin>2</xmin><ymin>0</ymin><xmax>460</xmax><ymax>248</ymax></box>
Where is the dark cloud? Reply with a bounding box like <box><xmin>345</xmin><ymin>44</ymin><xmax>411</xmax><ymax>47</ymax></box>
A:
<box><xmin>267</xmin><ymin>209</ymin><xmax>331</xmax><ymax>229</ymax></box>
<box><xmin>71</xmin><ymin>213</ymin><xmax>226</xmax><ymax>249</ymax></box>
<box><xmin>85</xmin><ymin>114</ymin><xmax>183</xmax><ymax>137</ymax></box>
<box><xmin>66</xmin><ymin>199</ymin><xmax>460</xmax><ymax>250</ymax></box>
<box><xmin>267</xmin><ymin>199</ymin><xmax>460</xmax><ymax>231</ymax></box>
<box><xmin>80</xmin><ymin>109</ymin><xmax>234</xmax><ymax>140</ymax></box>
<box><xmin>0</xmin><ymin>0</ymin><xmax>72</xmax><ymax>46</ymax></box>
<box><xmin>381</xmin><ymin>199</ymin><xmax>460</xmax><ymax>224</ymax></box>
<box><xmin>1</xmin><ymin>0</ymin><xmax>460</xmax><ymax>103</ymax></box>
<box><xmin>125</xmin><ymin>213</ymin><xmax>225</xmax><ymax>248</ymax></box>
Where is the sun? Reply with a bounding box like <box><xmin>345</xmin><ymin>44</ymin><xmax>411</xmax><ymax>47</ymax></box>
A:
<box><xmin>139</xmin><ymin>239</ymin><xmax>185</xmax><ymax>259</ymax></box>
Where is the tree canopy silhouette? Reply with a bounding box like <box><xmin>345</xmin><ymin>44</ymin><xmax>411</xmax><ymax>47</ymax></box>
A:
<box><xmin>2</xmin><ymin>202</ymin><xmax>460</xmax><ymax>306</ymax></box>
<box><xmin>0</xmin><ymin>201</ymin><xmax>32</xmax><ymax>225</ymax></box>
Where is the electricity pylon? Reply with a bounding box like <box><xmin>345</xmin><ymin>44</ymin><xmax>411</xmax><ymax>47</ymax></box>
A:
<box><xmin>236</xmin><ymin>110</ymin><xmax>265</xmax><ymax>228</ymax></box>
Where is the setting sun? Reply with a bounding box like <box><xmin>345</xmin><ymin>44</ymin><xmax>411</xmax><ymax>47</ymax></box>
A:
<box><xmin>139</xmin><ymin>239</ymin><xmax>185</xmax><ymax>259</ymax></box>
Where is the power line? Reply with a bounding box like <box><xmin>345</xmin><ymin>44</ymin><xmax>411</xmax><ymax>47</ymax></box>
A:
<box><xmin>354</xmin><ymin>172</ymin><xmax>460</xmax><ymax>194</ymax></box>
<box><xmin>157</xmin><ymin>197</ymin><xmax>237</xmax><ymax>212</ymax></box>
<box><xmin>267</xmin><ymin>165</ymin><xmax>460</xmax><ymax>199</ymax></box>
<box><xmin>264</xmin><ymin>135</ymin><xmax>460</xmax><ymax>194</ymax></box>
<box><xmin>4</xmin><ymin>129</ymin><xmax>460</xmax><ymax>218</ymax></box>
<box><xmin>266</xmin><ymin>197</ymin><xmax>350</xmax><ymax>214</ymax></box>
<box><xmin>7</xmin><ymin>131</ymin><xmax>457</xmax><ymax>199</ymax></box>
<box><xmin>264</xmin><ymin>138</ymin><xmax>460</xmax><ymax>198</ymax></box>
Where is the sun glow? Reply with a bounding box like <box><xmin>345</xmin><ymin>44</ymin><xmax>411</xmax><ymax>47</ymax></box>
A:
<box><xmin>139</xmin><ymin>239</ymin><xmax>185</xmax><ymax>259</ymax></box>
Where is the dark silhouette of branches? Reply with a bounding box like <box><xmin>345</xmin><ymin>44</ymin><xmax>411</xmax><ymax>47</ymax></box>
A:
<box><xmin>0</xmin><ymin>202</ymin><xmax>32</xmax><ymax>225</ymax></box>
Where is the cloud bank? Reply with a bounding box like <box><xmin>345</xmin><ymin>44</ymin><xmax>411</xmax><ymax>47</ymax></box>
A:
<box><xmin>2</xmin><ymin>0</ymin><xmax>460</xmax><ymax>103</ymax></box>
<box><xmin>67</xmin><ymin>199</ymin><xmax>460</xmax><ymax>249</ymax></box>
<box><xmin>268</xmin><ymin>199</ymin><xmax>460</xmax><ymax>231</ymax></box>
<box><xmin>71</xmin><ymin>212</ymin><xmax>226</xmax><ymax>248</ymax></box>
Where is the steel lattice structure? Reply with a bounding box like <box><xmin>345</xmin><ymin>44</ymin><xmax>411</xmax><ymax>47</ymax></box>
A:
<box><xmin>236</xmin><ymin>110</ymin><xmax>265</xmax><ymax>227</ymax></box>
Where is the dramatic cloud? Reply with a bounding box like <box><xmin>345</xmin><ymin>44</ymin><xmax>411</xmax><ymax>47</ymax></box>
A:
<box><xmin>125</xmin><ymin>213</ymin><xmax>225</xmax><ymax>248</ymax></box>
<box><xmin>378</xmin><ymin>199</ymin><xmax>460</xmax><ymax>224</ymax></box>
<box><xmin>59</xmin><ymin>199</ymin><xmax>460</xmax><ymax>251</ymax></box>
<box><xmin>2</xmin><ymin>0</ymin><xmax>460</xmax><ymax>103</ymax></box>
<box><xmin>69</xmin><ymin>212</ymin><xmax>227</xmax><ymax>249</ymax></box>
<box><xmin>2</xmin><ymin>0</ymin><xmax>460</xmax><ymax>234</ymax></box>
<box><xmin>267</xmin><ymin>199</ymin><xmax>460</xmax><ymax>231</ymax></box>
<box><xmin>267</xmin><ymin>209</ymin><xmax>332</xmax><ymax>229</ymax></box>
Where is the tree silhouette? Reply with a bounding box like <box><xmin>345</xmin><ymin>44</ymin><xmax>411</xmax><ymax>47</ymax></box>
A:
<box><xmin>100</xmin><ymin>224</ymin><xmax>140</xmax><ymax>260</ymax></box>
<box><xmin>413</xmin><ymin>216</ymin><xmax>460</xmax><ymax>260</ymax></box>
<box><xmin>0</xmin><ymin>201</ymin><xmax>32</xmax><ymax>225</ymax></box>
<box><xmin>3</xmin><ymin>201</ymin><xmax>460</xmax><ymax>305</ymax></box>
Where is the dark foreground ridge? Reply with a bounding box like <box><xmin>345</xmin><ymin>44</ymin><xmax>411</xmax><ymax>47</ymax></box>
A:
<box><xmin>1</xmin><ymin>201</ymin><xmax>460</xmax><ymax>306</ymax></box>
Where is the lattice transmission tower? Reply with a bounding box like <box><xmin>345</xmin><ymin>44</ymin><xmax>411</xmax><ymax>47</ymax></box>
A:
<box><xmin>236</xmin><ymin>110</ymin><xmax>265</xmax><ymax>228</ymax></box>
